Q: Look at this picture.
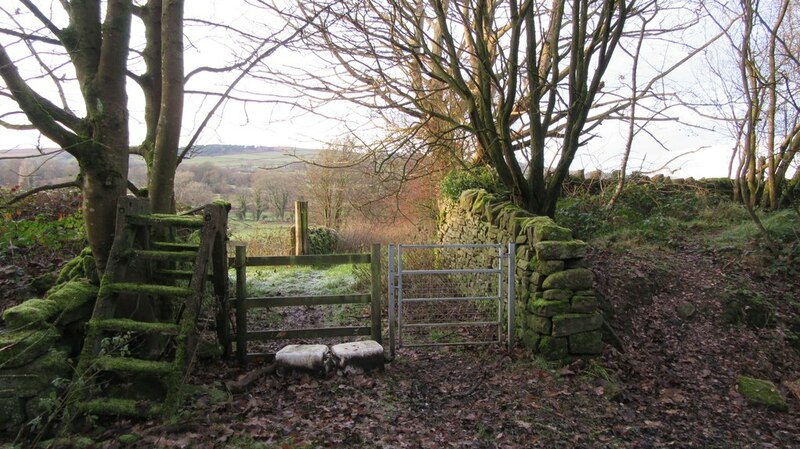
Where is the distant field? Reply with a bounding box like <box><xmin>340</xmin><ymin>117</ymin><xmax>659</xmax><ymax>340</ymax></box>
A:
<box><xmin>179</xmin><ymin>147</ymin><xmax>320</xmax><ymax>169</ymax></box>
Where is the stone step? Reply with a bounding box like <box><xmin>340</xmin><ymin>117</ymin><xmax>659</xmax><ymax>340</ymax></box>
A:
<box><xmin>275</xmin><ymin>341</ymin><xmax>385</xmax><ymax>376</ymax></box>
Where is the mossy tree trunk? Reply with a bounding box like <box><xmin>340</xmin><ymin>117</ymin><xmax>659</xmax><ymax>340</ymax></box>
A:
<box><xmin>138</xmin><ymin>0</ymin><xmax>184</xmax><ymax>214</ymax></box>
<box><xmin>0</xmin><ymin>0</ymin><xmax>187</xmax><ymax>273</ymax></box>
<box><xmin>0</xmin><ymin>0</ymin><xmax>133</xmax><ymax>273</ymax></box>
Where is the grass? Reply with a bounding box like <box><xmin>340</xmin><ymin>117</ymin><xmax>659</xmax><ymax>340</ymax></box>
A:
<box><xmin>180</xmin><ymin>148</ymin><xmax>320</xmax><ymax>169</ymax></box>
<box><xmin>556</xmin><ymin>182</ymin><xmax>799</xmax><ymax>251</ymax></box>
<box><xmin>714</xmin><ymin>209</ymin><xmax>800</xmax><ymax>249</ymax></box>
<box><xmin>245</xmin><ymin>264</ymin><xmax>357</xmax><ymax>297</ymax></box>
<box><xmin>229</xmin><ymin>219</ymin><xmax>291</xmax><ymax>256</ymax></box>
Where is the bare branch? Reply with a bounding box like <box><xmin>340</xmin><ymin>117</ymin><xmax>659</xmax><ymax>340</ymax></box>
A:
<box><xmin>5</xmin><ymin>180</ymin><xmax>80</xmax><ymax>206</ymax></box>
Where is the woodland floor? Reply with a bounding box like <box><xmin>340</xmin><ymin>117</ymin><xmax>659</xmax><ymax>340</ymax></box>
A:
<box><xmin>3</xmin><ymin>243</ymin><xmax>800</xmax><ymax>448</ymax></box>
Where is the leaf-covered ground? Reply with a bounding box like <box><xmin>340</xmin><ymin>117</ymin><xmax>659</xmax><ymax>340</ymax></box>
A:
<box><xmin>57</xmin><ymin>243</ymin><xmax>800</xmax><ymax>449</ymax></box>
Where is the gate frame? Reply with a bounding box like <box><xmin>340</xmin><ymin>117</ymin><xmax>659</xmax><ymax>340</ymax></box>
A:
<box><xmin>388</xmin><ymin>243</ymin><xmax>515</xmax><ymax>357</ymax></box>
<box><xmin>232</xmin><ymin>244</ymin><xmax>382</xmax><ymax>364</ymax></box>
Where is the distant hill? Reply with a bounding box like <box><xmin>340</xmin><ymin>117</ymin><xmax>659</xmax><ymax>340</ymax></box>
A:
<box><xmin>192</xmin><ymin>144</ymin><xmax>317</xmax><ymax>157</ymax></box>
<box><xmin>178</xmin><ymin>144</ymin><xmax>322</xmax><ymax>169</ymax></box>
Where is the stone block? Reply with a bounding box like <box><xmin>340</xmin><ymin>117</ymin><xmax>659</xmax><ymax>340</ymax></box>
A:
<box><xmin>0</xmin><ymin>396</ymin><xmax>24</xmax><ymax>432</ymax></box>
<box><xmin>565</xmin><ymin>258</ymin><xmax>591</xmax><ymax>269</ymax></box>
<box><xmin>522</xmin><ymin>331</ymin><xmax>540</xmax><ymax>349</ymax></box>
<box><xmin>527</xmin><ymin>315</ymin><xmax>552</xmax><ymax>334</ymax></box>
<box><xmin>276</xmin><ymin>344</ymin><xmax>333</xmax><ymax>375</ymax></box>
<box><xmin>330</xmin><ymin>341</ymin><xmax>385</xmax><ymax>374</ymax></box>
<box><xmin>459</xmin><ymin>189</ymin><xmax>480</xmax><ymax>211</ymax></box>
<box><xmin>530</xmin><ymin>273</ymin><xmax>546</xmax><ymax>289</ymax></box>
<box><xmin>0</xmin><ymin>326</ymin><xmax>60</xmax><ymax>368</ymax></box>
<box><xmin>533</xmin><ymin>224</ymin><xmax>572</xmax><ymax>243</ymax></box>
<box><xmin>552</xmin><ymin>313</ymin><xmax>603</xmax><ymax>337</ymax></box>
<box><xmin>737</xmin><ymin>376</ymin><xmax>787</xmax><ymax>411</ymax></box>
<box><xmin>538</xmin><ymin>336</ymin><xmax>569</xmax><ymax>360</ymax></box>
<box><xmin>48</xmin><ymin>281</ymin><xmax>98</xmax><ymax>326</ymax></box>
<box><xmin>534</xmin><ymin>240</ymin><xmax>588</xmax><ymax>260</ymax></box>
<box><xmin>543</xmin><ymin>289</ymin><xmax>572</xmax><ymax>301</ymax></box>
<box><xmin>542</xmin><ymin>268</ymin><xmax>594</xmax><ymax>290</ymax></box>
<box><xmin>471</xmin><ymin>192</ymin><xmax>495</xmax><ymax>214</ymax></box>
<box><xmin>536</xmin><ymin>260</ymin><xmax>565</xmax><ymax>275</ymax></box>
<box><xmin>528</xmin><ymin>299</ymin><xmax>571</xmax><ymax>317</ymax></box>
<box><xmin>571</xmin><ymin>295</ymin><xmax>598</xmax><ymax>314</ymax></box>
<box><xmin>568</xmin><ymin>331</ymin><xmax>603</xmax><ymax>354</ymax></box>
<box><xmin>3</xmin><ymin>299</ymin><xmax>60</xmax><ymax>330</ymax></box>
<box><xmin>1</xmin><ymin>348</ymin><xmax>71</xmax><ymax>396</ymax></box>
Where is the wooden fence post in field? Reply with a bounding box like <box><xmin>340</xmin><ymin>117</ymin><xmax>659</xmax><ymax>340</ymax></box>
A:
<box><xmin>235</xmin><ymin>245</ymin><xmax>247</xmax><ymax>364</ymax></box>
<box><xmin>371</xmin><ymin>243</ymin><xmax>382</xmax><ymax>343</ymax></box>
<box><xmin>294</xmin><ymin>201</ymin><xmax>309</xmax><ymax>255</ymax></box>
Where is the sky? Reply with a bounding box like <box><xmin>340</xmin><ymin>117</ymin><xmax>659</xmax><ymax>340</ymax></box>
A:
<box><xmin>0</xmin><ymin>1</ymin><xmax>750</xmax><ymax>180</ymax></box>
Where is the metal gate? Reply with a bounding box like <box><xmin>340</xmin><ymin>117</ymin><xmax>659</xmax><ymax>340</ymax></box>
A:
<box><xmin>387</xmin><ymin>243</ymin><xmax>515</xmax><ymax>356</ymax></box>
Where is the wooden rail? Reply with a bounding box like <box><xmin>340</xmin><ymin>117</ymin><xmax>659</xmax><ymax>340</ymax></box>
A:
<box><xmin>232</xmin><ymin>244</ymin><xmax>382</xmax><ymax>364</ymax></box>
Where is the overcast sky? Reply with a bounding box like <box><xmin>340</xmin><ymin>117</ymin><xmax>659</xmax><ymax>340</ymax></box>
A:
<box><xmin>0</xmin><ymin>1</ymin><xmax>742</xmax><ymax>179</ymax></box>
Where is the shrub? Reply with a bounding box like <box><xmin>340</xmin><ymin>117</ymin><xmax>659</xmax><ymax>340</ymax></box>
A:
<box><xmin>308</xmin><ymin>226</ymin><xmax>339</xmax><ymax>255</ymax></box>
<box><xmin>0</xmin><ymin>188</ymin><xmax>85</xmax><ymax>262</ymax></box>
<box><xmin>440</xmin><ymin>166</ymin><xmax>506</xmax><ymax>201</ymax></box>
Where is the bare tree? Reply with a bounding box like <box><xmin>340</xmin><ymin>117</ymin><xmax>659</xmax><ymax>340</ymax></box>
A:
<box><xmin>0</xmin><ymin>1</ymin><xmax>303</xmax><ymax>269</ymax></box>
<box><xmin>698</xmin><ymin>0</ymin><xmax>800</xmax><ymax>209</ymax></box>
<box><xmin>268</xmin><ymin>0</ymin><xmax>703</xmax><ymax>217</ymax></box>
<box><xmin>305</xmin><ymin>140</ymin><xmax>358</xmax><ymax>229</ymax></box>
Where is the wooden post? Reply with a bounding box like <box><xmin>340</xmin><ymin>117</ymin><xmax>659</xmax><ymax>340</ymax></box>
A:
<box><xmin>370</xmin><ymin>244</ymin><xmax>382</xmax><ymax>343</ymax></box>
<box><xmin>235</xmin><ymin>245</ymin><xmax>247</xmax><ymax>364</ymax></box>
<box><xmin>212</xmin><ymin>204</ymin><xmax>231</xmax><ymax>359</ymax></box>
<box><xmin>294</xmin><ymin>201</ymin><xmax>309</xmax><ymax>255</ymax></box>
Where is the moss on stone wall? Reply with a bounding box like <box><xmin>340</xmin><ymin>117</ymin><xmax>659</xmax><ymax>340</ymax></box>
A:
<box><xmin>438</xmin><ymin>188</ymin><xmax>603</xmax><ymax>360</ymax></box>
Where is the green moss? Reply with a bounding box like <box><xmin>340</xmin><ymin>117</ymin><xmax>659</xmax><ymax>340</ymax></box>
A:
<box><xmin>118</xmin><ymin>434</ymin><xmax>140</xmax><ymax>444</ymax></box>
<box><xmin>107</xmin><ymin>282</ymin><xmax>192</xmax><ymax>297</ymax></box>
<box><xmin>79</xmin><ymin>398</ymin><xmax>161</xmax><ymax>417</ymax></box>
<box><xmin>56</xmin><ymin>254</ymin><xmax>84</xmax><ymax>284</ymax></box>
<box><xmin>2</xmin><ymin>299</ymin><xmax>60</xmax><ymax>329</ymax></box>
<box><xmin>542</xmin><ymin>268</ymin><xmax>594</xmax><ymax>290</ymax></box>
<box><xmin>527</xmin><ymin>315</ymin><xmax>552</xmax><ymax>334</ymax></box>
<box><xmin>737</xmin><ymin>376</ymin><xmax>787</xmax><ymax>411</ymax></box>
<box><xmin>538</xmin><ymin>336</ymin><xmax>569</xmax><ymax>360</ymax></box>
<box><xmin>0</xmin><ymin>327</ymin><xmax>60</xmax><ymax>368</ymax></box>
<box><xmin>0</xmin><ymin>396</ymin><xmax>24</xmax><ymax>431</ymax></box>
<box><xmin>1</xmin><ymin>348</ymin><xmax>71</xmax><ymax>396</ymax></box>
<box><xmin>551</xmin><ymin>313</ymin><xmax>603</xmax><ymax>337</ymax></box>
<box><xmin>568</xmin><ymin>331</ymin><xmax>603</xmax><ymax>354</ymax></box>
<box><xmin>47</xmin><ymin>280</ymin><xmax>98</xmax><ymax>313</ymax></box>
<box><xmin>542</xmin><ymin>289</ymin><xmax>572</xmax><ymax>301</ymax></box>
<box><xmin>89</xmin><ymin>318</ymin><xmax>179</xmax><ymax>334</ymax></box>
<box><xmin>534</xmin><ymin>240</ymin><xmax>589</xmax><ymax>261</ymax></box>
<box><xmin>96</xmin><ymin>356</ymin><xmax>173</xmax><ymax>374</ymax></box>
<box><xmin>528</xmin><ymin>299</ymin><xmax>571</xmax><ymax>317</ymax></box>
<box><xmin>130</xmin><ymin>213</ymin><xmax>204</xmax><ymax>227</ymax></box>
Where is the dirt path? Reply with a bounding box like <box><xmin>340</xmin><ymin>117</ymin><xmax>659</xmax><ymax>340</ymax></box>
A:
<box><xmin>27</xmin><ymin>245</ymin><xmax>800</xmax><ymax>448</ymax></box>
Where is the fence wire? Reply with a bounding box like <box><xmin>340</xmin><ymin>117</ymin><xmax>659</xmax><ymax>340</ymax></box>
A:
<box><xmin>390</xmin><ymin>244</ymin><xmax>514</xmax><ymax>351</ymax></box>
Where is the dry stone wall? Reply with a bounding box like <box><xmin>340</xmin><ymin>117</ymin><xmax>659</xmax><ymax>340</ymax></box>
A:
<box><xmin>0</xmin><ymin>250</ymin><xmax>97</xmax><ymax>433</ymax></box>
<box><xmin>438</xmin><ymin>189</ymin><xmax>602</xmax><ymax>360</ymax></box>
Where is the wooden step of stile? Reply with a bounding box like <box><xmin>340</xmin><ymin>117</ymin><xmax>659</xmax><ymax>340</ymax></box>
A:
<box><xmin>95</xmin><ymin>356</ymin><xmax>175</xmax><ymax>375</ymax></box>
<box><xmin>152</xmin><ymin>241</ymin><xmax>201</xmax><ymax>251</ymax></box>
<box><xmin>131</xmin><ymin>249</ymin><xmax>198</xmax><ymax>262</ymax></box>
<box><xmin>90</xmin><ymin>318</ymin><xmax>181</xmax><ymax>336</ymax></box>
<box><xmin>153</xmin><ymin>268</ymin><xmax>213</xmax><ymax>282</ymax></box>
<box><xmin>126</xmin><ymin>214</ymin><xmax>205</xmax><ymax>228</ymax></box>
<box><xmin>107</xmin><ymin>282</ymin><xmax>192</xmax><ymax>297</ymax></box>
<box><xmin>78</xmin><ymin>398</ymin><xmax>162</xmax><ymax>418</ymax></box>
